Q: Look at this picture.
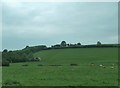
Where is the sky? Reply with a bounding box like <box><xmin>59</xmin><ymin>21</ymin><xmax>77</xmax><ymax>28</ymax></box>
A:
<box><xmin>1</xmin><ymin>0</ymin><xmax>118</xmax><ymax>50</ymax></box>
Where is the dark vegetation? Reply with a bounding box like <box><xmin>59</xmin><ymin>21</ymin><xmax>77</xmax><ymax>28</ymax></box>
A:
<box><xmin>2</xmin><ymin>45</ymin><xmax>46</xmax><ymax>66</ymax></box>
<box><xmin>2</xmin><ymin>60</ymin><xmax>10</xmax><ymax>66</ymax></box>
<box><xmin>2</xmin><ymin>41</ymin><xmax>120</xmax><ymax>66</ymax></box>
<box><xmin>3</xmin><ymin>80</ymin><xmax>22</xmax><ymax>86</ymax></box>
<box><xmin>37</xmin><ymin>64</ymin><xmax>43</xmax><ymax>66</ymax></box>
<box><xmin>48</xmin><ymin>64</ymin><xmax>62</xmax><ymax>66</ymax></box>
<box><xmin>70</xmin><ymin>64</ymin><xmax>78</xmax><ymax>66</ymax></box>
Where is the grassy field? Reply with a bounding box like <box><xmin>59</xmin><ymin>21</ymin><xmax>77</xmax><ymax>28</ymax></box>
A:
<box><xmin>2</xmin><ymin>48</ymin><xmax>118</xmax><ymax>86</ymax></box>
<box><xmin>0</xmin><ymin>67</ymin><xmax>2</xmax><ymax>87</ymax></box>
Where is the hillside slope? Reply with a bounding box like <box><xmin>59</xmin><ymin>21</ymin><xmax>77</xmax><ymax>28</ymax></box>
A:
<box><xmin>34</xmin><ymin>48</ymin><xmax>118</xmax><ymax>65</ymax></box>
<box><xmin>3</xmin><ymin>48</ymin><xmax>118</xmax><ymax>86</ymax></box>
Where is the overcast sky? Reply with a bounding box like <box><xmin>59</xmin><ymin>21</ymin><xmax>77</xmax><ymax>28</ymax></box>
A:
<box><xmin>1</xmin><ymin>1</ymin><xmax>118</xmax><ymax>50</ymax></box>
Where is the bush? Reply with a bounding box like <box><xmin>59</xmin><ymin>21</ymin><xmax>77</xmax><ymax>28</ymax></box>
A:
<box><xmin>70</xmin><ymin>64</ymin><xmax>78</xmax><ymax>66</ymax></box>
<box><xmin>2</xmin><ymin>60</ymin><xmax>10</xmax><ymax>66</ymax></box>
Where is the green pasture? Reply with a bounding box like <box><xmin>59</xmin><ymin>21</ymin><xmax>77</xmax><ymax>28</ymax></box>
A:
<box><xmin>2</xmin><ymin>48</ymin><xmax>118</xmax><ymax>86</ymax></box>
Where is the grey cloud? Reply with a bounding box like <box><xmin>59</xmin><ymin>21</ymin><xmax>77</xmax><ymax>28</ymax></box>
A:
<box><xmin>2</xmin><ymin>2</ymin><xmax>118</xmax><ymax>50</ymax></box>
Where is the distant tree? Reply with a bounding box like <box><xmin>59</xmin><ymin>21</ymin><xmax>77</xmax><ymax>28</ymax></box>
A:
<box><xmin>66</xmin><ymin>44</ymin><xmax>70</xmax><ymax>47</ymax></box>
<box><xmin>2</xmin><ymin>49</ymin><xmax>9</xmax><ymax>61</ymax></box>
<box><xmin>51</xmin><ymin>45</ymin><xmax>54</xmax><ymax>48</ymax></box>
<box><xmin>25</xmin><ymin>46</ymin><xmax>29</xmax><ymax>49</ymax></box>
<box><xmin>25</xmin><ymin>46</ymin><xmax>29</xmax><ymax>48</ymax></box>
<box><xmin>77</xmin><ymin>43</ymin><xmax>81</xmax><ymax>46</ymax></box>
<box><xmin>61</xmin><ymin>41</ymin><xmax>66</xmax><ymax>47</ymax></box>
<box><xmin>3</xmin><ymin>49</ymin><xmax>8</xmax><ymax>53</ymax></box>
<box><xmin>9</xmin><ymin>51</ymin><xmax>13</xmax><ymax>53</ymax></box>
<box><xmin>97</xmin><ymin>41</ymin><xmax>101</xmax><ymax>45</ymax></box>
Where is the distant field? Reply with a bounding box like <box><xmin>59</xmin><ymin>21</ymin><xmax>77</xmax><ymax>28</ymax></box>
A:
<box><xmin>2</xmin><ymin>48</ymin><xmax>118</xmax><ymax>86</ymax></box>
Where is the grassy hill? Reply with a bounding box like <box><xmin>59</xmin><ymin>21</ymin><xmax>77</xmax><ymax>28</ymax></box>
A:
<box><xmin>34</xmin><ymin>48</ymin><xmax>118</xmax><ymax>65</ymax></box>
<box><xmin>2</xmin><ymin>48</ymin><xmax>118</xmax><ymax>86</ymax></box>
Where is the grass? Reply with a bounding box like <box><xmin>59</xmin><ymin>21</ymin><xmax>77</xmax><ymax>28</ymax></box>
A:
<box><xmin>34</xmin><ymin>48</ymin><xmax>118</xmax><ymax>64</ymax></box>
<box><xmin>2</xmin><ymin>48</ymin><xmax>118</xmax><ymax>86</ymax></box>
<box><xmin>0</xmin><ymin>67</ymin><xmax>2</xmax><ymax>87</ymax></box>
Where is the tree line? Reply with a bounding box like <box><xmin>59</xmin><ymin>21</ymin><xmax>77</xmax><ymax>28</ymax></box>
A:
<box><xmin>2</xmin><ymin>45</ymin><xmax>47</xmax><ymax>66</ymax></box>
<box><xmin>50</xmin><ymin>41</ymin><xmax>119</xmax><ymax>49</ymax></box>
<box><xmin>1</xmin><ymin>41</ymin><xmax>119</xmax><ymax>66</ymax></box>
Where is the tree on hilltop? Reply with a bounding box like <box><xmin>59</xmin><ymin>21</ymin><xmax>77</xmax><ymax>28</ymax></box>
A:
<box><xmin>97</xmin><ymin>41</ymin><xmax>101</xmax><ymax>45</ymax></box>
<box><xmin>61</xmin><ymin>41</ymin><xmax>66</xmax><ymax>47</ymax></box>
<box><xmin>77</xmin><ymin>43</ymin><xmax>81</xmax><ymax>46</ymax></box>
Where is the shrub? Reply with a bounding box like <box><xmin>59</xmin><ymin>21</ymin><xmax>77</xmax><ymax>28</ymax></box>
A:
<box><xmin>2</xmin><ymin>60</ymin><xmax>10</xmax><ymax>66</ymax></box>
<box><xmin>70</xmin><ymin>64</ymin><xmax>78</xmax><ymax>66</ymax></box>
<box><xmin>38</xmin><ymin>64</ymin><xmax>43</xmax><ymax>66</ymax></box>
<box><xmin>49</xmin><ymin>64</ymin><xmax>62</xmax><ymax>66</ymax></box>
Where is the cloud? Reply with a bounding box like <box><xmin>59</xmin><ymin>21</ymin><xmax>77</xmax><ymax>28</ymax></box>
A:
<box><xmin>2</xmin><ymin>2</ymin><xmax>118</xmax><ymax>50</ymax></box>
<box><xmin>0</xmin><ymin>3</ymin><xmax>2</xmax><ymax>50</ymax></box>
<box><xmin>1</xmin><ymin>0</ymin><xmax>119</xmax><ymax>3</ymax></box>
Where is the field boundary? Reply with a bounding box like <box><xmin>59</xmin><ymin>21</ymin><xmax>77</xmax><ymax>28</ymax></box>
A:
<box><xmin>1</xmin><ymin>86</ymin><xmax>119</xmax><ymax>88</ymax></box>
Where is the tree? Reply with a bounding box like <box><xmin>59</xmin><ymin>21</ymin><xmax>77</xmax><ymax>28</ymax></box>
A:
<box><xmin>77</xmin><ymin>43</ymin><xmax>81</xmax><ymax>46</ymax></box>
<box><xmin>26</xmin><ymin>46</ymin><xmax>29</xmax><ymax>48</ymax></box>
<box><xmin>66</xmin><ymin>44</ymin><xmax>70</xmax><ymax>47</ymax></box>
<box><xmin>61</xmin><ymin>41</ymin><xmax>66</xmax><ymax>47</ymax></box>
<box><xmin>3</xmin><ymin>49</ymin><xmax>8</xmax><ymax>53</ymax></box>
<box><xmin>97</xmin><ymin>41</ymin><xmax>101</xmax><ymax>45</ymax></box>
